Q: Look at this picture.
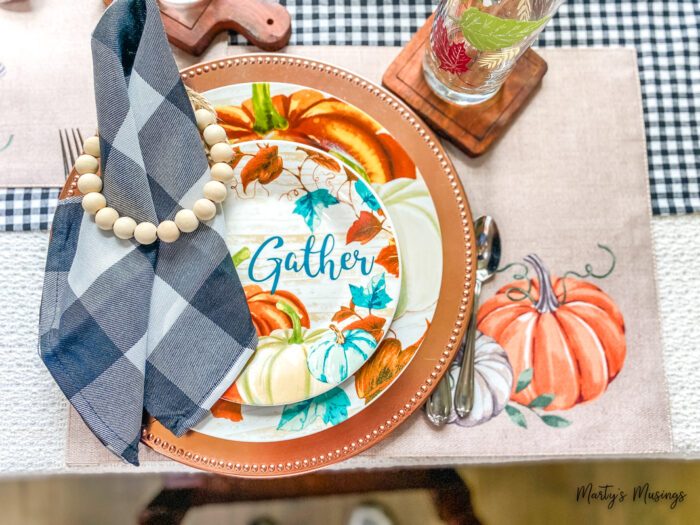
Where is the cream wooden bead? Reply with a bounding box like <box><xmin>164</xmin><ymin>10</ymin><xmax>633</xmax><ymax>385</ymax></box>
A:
<box><xmin>134</xmin><ymin>222</ymin><xmax>158</xmax><ymax>245</ymax></box>
<box><xmin>81</xmin><ymin>192</ymin><xmax>106</xmax><ymax>214</ymax></box>
<box><xmin>83</xmin><ymin>136</ymin><xmax>101</xmax><ymax>157</ymax></box>
<box><xmin>75</xmin><ymin>154</ymin><xmax>99</xmax><ymax>175</ymax></box>
<box><xmin>77</xmin><ymin>173</ymin><xmax>102</xmax><ymax>194</ymax></box>
<box><xmin>203</xmin><ymin>181</ymin><xmax>227</xmax><ymax>203</ymax></box>
<box><xmin>193</xmin><ymin>198</ymin><xmax>216</xmax><ymax>221</ymax></box>
<box><xmin>210</xmin><ymin>162</ymin><xmax>234</xmax><ymax>183</ymax></box>
<box><xmin>195</xmin><ymin>109</ymin><xmax>216</xmax><ymax>131</ymax></box>
<box><xmin>210</xmin><ymin>142</ymin><xmax>234</xmax><ymax>163</ymax></box>
<box><xmin>95</xmin><ymin>207</ymin><xmax>119</xmax><ymax>230</ymax></box>
<box><xmin>157</xmin><ymin>220</ymin><xmax>180</xmax><ymax>243</ymax></box>
<box><xmin>113</xmin><ymin>216</ymin><xmax>137</xmax><ymax>239</ymax></box>
<box><xmin>174</xmin><ymin>209</ymin><xmax>199</xmax><ymax>233</ymax></box>
<box><xmin>202</xmin><ymin>124</ymin><xmax>227</xmax><ymax>146</ymax></box>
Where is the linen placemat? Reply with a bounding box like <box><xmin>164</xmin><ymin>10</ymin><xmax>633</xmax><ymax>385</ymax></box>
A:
<box><xmin>66</xmin><ymin>46</ymin><xmax>672</xmax><ymax>467</ymax></box>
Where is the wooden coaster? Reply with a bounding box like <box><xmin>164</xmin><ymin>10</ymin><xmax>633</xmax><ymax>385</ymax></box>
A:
<box><xmin>104</xmin><ymin>0</ymin><xmax>291</xmax><ymax>55</ymax></box>
<box><xmin>382</xmin><ymin>13</ymin><xmax>547</xmax><ymax>157</ymax></box>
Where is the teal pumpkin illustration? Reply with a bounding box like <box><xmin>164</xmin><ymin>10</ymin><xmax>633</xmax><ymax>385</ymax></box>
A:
<box><xmin>307</xmin><ymin>325</ymin><xmax>377</xmax><ymax>384</ymax></box>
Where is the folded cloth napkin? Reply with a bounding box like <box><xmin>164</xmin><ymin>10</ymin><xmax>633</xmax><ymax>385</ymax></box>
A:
<box><xmin>37</xmin><ymin>0</ymin><xmax>257</xmax><ymax>465</ymax></box>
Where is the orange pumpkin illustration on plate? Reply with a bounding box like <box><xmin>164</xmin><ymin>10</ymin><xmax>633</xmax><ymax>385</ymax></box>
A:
<box><xmin>244</xmin><ymin>284</ymin><xmax>310</xmax><ymax>336</ymax></box>
<box><xmin>477</xmin><ymin>253</ymin><xmax>625</xmax><ymax>412</ymax></box>
<box><xmin>215</xmin><ymin>83</ymin><xmax>416</xmax><ymax>184</ymax></box>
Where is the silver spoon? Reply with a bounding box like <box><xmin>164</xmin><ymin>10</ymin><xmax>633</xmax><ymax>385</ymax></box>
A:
<box><xmin>425</xmin><ymin>215</ymin><xmax>491</xmax><ymax>426</ymax></box>
<box><xmin>454</xmin><ymin>216</ymin><xmax>500</xmax><ymax>418</ymax></box>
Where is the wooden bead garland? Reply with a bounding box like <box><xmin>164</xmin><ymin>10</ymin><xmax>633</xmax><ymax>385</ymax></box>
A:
<box><xmin>76</xmin><ymin>106</ymin><xmax>234</xmax><ymax>245</ymax></box>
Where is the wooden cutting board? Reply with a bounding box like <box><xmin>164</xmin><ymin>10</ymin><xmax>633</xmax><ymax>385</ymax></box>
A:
<box><xmin>103</xmin><ymin>0</ymin><xmax>291</xmax><ymax>54</ymax></box>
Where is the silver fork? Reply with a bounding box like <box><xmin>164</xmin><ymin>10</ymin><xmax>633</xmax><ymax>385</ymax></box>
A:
<box><xmin>59</xmin><ymin>128</ymin><xmax>85</xmax><ymax>179</ymax></box>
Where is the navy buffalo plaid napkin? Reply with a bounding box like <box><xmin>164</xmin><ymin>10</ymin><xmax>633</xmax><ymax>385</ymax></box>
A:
<box><xmin>37</xmin><ymin>0</ymin><xmax>257</xmax><ymax>465</ymax></box>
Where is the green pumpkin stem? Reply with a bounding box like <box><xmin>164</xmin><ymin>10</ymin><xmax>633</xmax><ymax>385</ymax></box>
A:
<box><xmin>276</xmin><ymin>301</ymin><xmax>304</xmax><ymax>344</ymax></box>
<box><xmin>251</xmin><ymin>83</ymin><xmax>289</xmax><ymax>136</ymax></box>
<box><xmin>523</xmin><ymin>254</ymin><xmax>560</xmax><ymax>313</ymax></box>
<box><xmin>329</xmin><ymin>324</ymin><xmax>345</xmax><ymax>344</ymax></box>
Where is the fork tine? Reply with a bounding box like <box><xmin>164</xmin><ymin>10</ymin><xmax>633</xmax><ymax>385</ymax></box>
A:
<box><xmin>70</xmin><ymin>128</ymin><xmax>83</xmax><ymax>161</ymax></box>
<box><xmin>59</xmin><ymin>129</ymin><xmax>70</xmax><ymax>179</ymax></box>
<box><xmin>75</xmin><ymin>128</ymin><xmax>85</xmax><ymax>152</ymax></box>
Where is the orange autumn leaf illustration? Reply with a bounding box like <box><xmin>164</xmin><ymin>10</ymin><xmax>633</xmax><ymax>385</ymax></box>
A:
<box><xmin>212</xmin><ymin>382</ymin><xmax>244</xmax><ymax>421</ymax></box>
<box><xmin>346</xmin><ymin>211</ymin><xmax>382</xmax><ymax>245</ymax></box>
<box><xmin>297</xmin><ymin>146</ymin><xmax>341</xmax><ymax>172</ymax></box>
<box><xmin>345</xmin><ymin>314</ymin><xmax>386</xmax><ymax>343</ymax></box>
<box><xmin>478</xmin><ymin>253</ymin><xmax>625</xmax><ymax>412</ymax></box>
<box><xmin>240</xmin><ymin>145</ymin><xmax>283</xmax><ymax>192</ymax></box>
<box><xmin>215</xmin><ymin>84</ymin><xmax>416</xmax><ymax>184</ymax></box>
<box><xmin>376</xmin><ymin>243</ymin><xmax>399</xmax><ymax>277</ymax></box>
<box><xmin>210</xmin><ymin>399</ymin><xmax>243</xmax><ymax>422</ymax></box>
<box><xmin>331</xmin><ymin>305</ymin><xmax>357</xmax><ymax>323</ymax></box>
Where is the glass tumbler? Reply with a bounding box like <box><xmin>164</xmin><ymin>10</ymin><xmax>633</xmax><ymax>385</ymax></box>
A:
<box><xmin>423</xmin><ymin>0</ymin><xmax>564</xmax><ymax>105</ymax></box>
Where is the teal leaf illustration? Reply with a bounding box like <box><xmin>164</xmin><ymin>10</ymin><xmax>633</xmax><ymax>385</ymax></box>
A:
<box><xmin>277</xmin><ymin>387</ymin><xmax>351</xmax><ymax>431</ymax></box>
<box><xmin>505</xmin><ymin>404</ymin><xmax>527</xmax><ymax>428</ymax></box>
<box><xmin>293</xmin><ymin>189</ymin><xmax>339</xmax><ymax>231</ymax></box>
<box><xmin>349</xmin><ymin>273</ymin><xmax>392</xmax><ymax>310</ymax></box>
<box><xmin>355</xmin><ymin>181</ymin><xmax>380</xmax><ymax>211</ymax></box>
<box><xmin>515</xmin><ymin>367</ymin><xmax>533</xmax><ymax>393</ymax></box>
<box><xmin>540</xmin><ymin>414</ymin><xmax>572</xmax><ymax>428</ymax></box>
<box><xmin>307</xmin><ymin>329</ymin><xmax>377</xmax><ymax>384</ymax></box>
<box><xmin>458</xmin><ymin>8</ymin><xmax>550</xmax><ymax>51</ymax></box>
<box><xmin>528</xmin><ymin>393</ymin><xmax>555</xmax><ymax>409</ymax></box>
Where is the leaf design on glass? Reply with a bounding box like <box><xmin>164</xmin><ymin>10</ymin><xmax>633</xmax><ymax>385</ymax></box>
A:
<box><xmin>346</xmin><ymin>211</ymin><xmax>382</xmax><ymax>245</ymax></box>
<box><xmin>475</xmin><ymin>47</ymin><xmax>521</xmax><ymax>70</ymax></box>
<box><xmin>355</xmin><ymin>181</ymin><xmax>381</xmax><ymax>211</ymax></box>
<box><xmin>350</xmin><ymin>273</ymin><xmax>392</xmax><ymax>310</ymax></box>
<box><xmin>376</xmin><ymin>243</ymin><xmax>399</xmax><ymax>277</ymax></box>
<box><xmin>433</xmin><ymin>16</ymin><xmax>473</xmax><ymax>74</ymax></box>
<box><xmin>517</xmin><ymin>0</ymin><xmax>532</xmax><ymax>21</ymax></box>
<box><xmin>505</xmin><ymin>404</ymin><xmax>527</xmax><ymax>428</ymax></box>
<box><xmin>240</xmin><ymin>145</ymin><xmax>283</xmax><ymax>191</ymax></box>
<box><xmin>297</xmin><ymin>147</ymin><xmax>341</xmax><ymax>172</ymax></box>
<box><xmin>514</xmin><ymin>367</ymin><xmax>533</xmax><ymax>393</ymax></box>
<box><xmin>345</xmin><ymin>314</ymin><xmax>386</xmax><ymax>343</ymax></box>
<box><xmin>307</xmin><ymin>328</ymin><xmax>377</xmax><ymax>384</ymax></box>
<box><xmin>276</xmin><ymin>387</ymin><xmax>351</xmax><ymax>431</ymax></box>
<box><xmin>292</xmin><ymin>188</ymin><xmax>339</xmax><ymax>231</ymax></box>
<box><xmin>458</xmin><ymin>8</ymin><xmax>550</xmax><ymax>51</ymax></box>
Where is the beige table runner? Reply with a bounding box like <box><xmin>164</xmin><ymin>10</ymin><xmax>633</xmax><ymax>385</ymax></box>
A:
<box><xmin>66</xmin><ymin>46</ymin><xmax>672</xmax><ymax>466</ymax></box>
<box><xmin>0</xmin><ymin>1</ymin><xmax>102</xmax><ymax>187</ymax></box>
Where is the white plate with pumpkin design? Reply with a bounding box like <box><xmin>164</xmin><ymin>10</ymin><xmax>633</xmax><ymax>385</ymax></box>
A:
<box><xmin>220</xmin><ymin>140</ymin><xmax>402</xmax><ymax>406</ymax></box>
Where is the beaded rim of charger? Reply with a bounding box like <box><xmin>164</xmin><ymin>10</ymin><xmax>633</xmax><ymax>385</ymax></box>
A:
<box><xmin>77</xmin><ymin>101</ymin><xmax>234</xmax><ymax>244</ymax></box>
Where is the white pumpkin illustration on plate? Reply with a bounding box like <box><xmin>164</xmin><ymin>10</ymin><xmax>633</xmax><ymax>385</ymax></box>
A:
<box><xmin>376</xmin><ymin>178</ymin><xmax>442</xmax><ymax>317</ymax></box>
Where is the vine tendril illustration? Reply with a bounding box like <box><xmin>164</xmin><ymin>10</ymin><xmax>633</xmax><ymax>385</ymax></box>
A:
<box><xmin>559</xmin><ymin>244</ymin><xmax>616</xmax><ymax>304</ymax></box>
<box><xmin>0</xmin><ymin>135</ymin><xmax>13</xmax><ymax>153</ymax></box>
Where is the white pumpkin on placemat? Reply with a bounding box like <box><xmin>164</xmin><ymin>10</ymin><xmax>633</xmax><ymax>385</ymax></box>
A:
<box><xmin>447</xmin><ymin>331</ymin><xmax>514</xmax><ymax>427</ymax></box>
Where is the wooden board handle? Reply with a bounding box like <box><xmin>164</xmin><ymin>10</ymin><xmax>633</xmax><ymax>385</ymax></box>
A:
<box><xmin>103</xmin><ymin>0</ymin><xmax>292</xmax><ymax>55</ymax></box>
<box><xmin>219</xmin><ymin>0</ymin><xmax>291</xmax><ymax>51</ymax></box>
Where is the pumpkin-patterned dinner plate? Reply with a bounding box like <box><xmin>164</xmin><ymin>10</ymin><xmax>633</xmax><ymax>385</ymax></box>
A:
<box><xmin>220</xmin><ymin>140</ymin><xmax>401</xmax><ymax>406</ymax></box>
<box><xmin>132</xmin><ymin>56</ymin><xmax>476</xmax><ymax>476</ymax></box>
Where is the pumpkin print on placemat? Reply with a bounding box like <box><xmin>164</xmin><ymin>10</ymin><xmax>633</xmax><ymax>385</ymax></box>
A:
<box><xmin>477</xmin><ymin>245</ymin><xmax>625</xmax><ymax>428</ymax></box>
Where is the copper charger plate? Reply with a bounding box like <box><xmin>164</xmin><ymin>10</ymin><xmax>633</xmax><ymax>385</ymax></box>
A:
<box><xmin>61</xmin><ymin>54</ymin><xmax>476</xmax><ymax>477</ymax></box>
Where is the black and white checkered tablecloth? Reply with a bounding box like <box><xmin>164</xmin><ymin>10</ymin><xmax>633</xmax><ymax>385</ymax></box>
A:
<box><xmin>2</xmin><ymin>0</ymin><xmax>697</xmax><ymax>231</ymax></box>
